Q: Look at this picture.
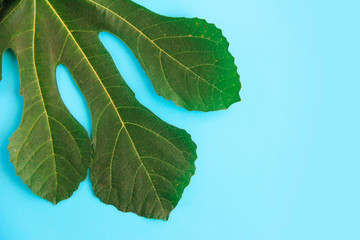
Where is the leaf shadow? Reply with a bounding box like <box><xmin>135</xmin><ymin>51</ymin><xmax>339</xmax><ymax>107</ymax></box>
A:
<box><xmin>0</xmin><ymin>49</ymin><xmax>33</xmax><ymax>195</ymax></box>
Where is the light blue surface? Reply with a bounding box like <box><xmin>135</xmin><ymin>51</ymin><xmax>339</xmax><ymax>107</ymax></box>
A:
<box><xmin>0</xmin><ymin>0</ymin><xmax>359</xmax><ymax>239</ymax></box>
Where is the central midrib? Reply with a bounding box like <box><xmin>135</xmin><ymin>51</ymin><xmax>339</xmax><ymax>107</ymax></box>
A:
<box><xmin>32</xmin><ymin>0</ymin><xmax>59</xmax><ymax>199</ymax></box>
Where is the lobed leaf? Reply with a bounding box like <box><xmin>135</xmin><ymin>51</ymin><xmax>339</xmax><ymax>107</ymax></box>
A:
<box><xmin>0</xmin><ymin>0</ymin><xmax>240</xmax><ymax>219</ymax></box>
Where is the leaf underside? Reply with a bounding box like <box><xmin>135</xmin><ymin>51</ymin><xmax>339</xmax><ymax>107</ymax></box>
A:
<box><xmin>0</xmin><ymin>0</ymin><xmax>240</xmax><ymax>220</ymax></box>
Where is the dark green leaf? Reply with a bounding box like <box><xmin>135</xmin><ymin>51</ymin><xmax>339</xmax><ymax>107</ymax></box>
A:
<box><xmin>1</xmin><ymin>0</ymin><xmax>91</xmax><ymax>204</ymax></box>
<box><xmin>0</xmin><ymin>0</ymin><xmax>240</xmax><ymax>220</ymax></box>
<box><xmin>87</xmin><ymin>0</ymin><xmax>241</xmax><ymax>111</ymax></box>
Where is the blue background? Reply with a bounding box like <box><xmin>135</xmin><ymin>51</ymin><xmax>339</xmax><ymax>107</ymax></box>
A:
<box><xmin>0</xmin><ymin>0</ymin><xmax>359</xmax><ymax>239</ymax></box>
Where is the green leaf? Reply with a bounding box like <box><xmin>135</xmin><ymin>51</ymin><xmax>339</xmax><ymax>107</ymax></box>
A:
<box><xmin>0</xmin><ymin>0</ymin><xmax>240</xmax><ymax>220</ymax></box>
<box><xmin>1</xmin><ymin>0</ymin><xmax>91</xmax><ymax>204</ymax></box>
<box><xmin>87</xmin><ymin>0</ymin><xmax>241</xmax><ymax>111</ymax></box>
